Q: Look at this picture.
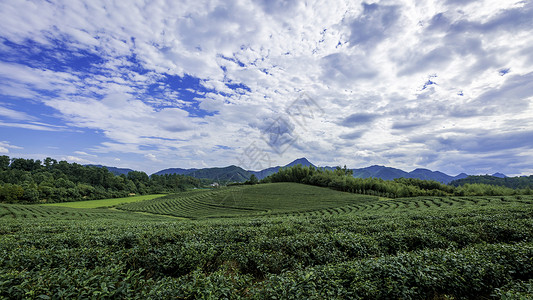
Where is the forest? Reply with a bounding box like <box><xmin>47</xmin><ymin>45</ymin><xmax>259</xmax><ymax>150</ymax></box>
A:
<box><xmin>0</xmin><ymin>156</ymin><xmax>204</xmax><ymax>203</ymax></box>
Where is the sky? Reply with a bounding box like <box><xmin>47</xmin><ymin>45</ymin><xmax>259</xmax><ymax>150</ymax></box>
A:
<box><xmin>0</xmin><ymin>0</ymin><xmax>532</xmax><ymax>176</ymax></box>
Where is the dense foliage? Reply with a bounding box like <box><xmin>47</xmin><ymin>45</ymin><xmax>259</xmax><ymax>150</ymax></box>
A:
<box><xmin>451</xmin><ymin>174</ymin><xmax>533</xmax><ymax>190</ymax></box>
<box><xmin>1</xmin><ymin>192</ymin><xmax>532</xmax><ymax>298</ymax></box>
<box><xmin>0</xmin><ymin>156</ymin><xmax>204</xmax><ymax>203</ymax></box>
<box><xmin>262</xmin><ymin>164</ymin><xmax>532</xmax><ymax>198</ymax></box>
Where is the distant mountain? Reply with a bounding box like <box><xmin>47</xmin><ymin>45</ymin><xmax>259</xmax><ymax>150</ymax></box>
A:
<box><xmin>87</xmin><ymin>165</ymin><xmax>135</xmax><ymax>176</ymax></box>
<box><xmin>408</xmin><ymin>168</ymin><xmax>459</xmax><ymax>183</ymax></box>
<box><xmin>250</xmin><ymin>157</ymin><xmax>316</xmax><ymax>180</ymax></box>
<box><xmin>153</xmin><ymin>158</ymin><xmax>316</xmax><ymax>182</ymax></box>
<box><xmin>151</xmin><ymin>157</ymin><xmax>485</xmax><ymax>184</ymax></box>
<box><xmin>285</xmin><ymin>157</ymin><xmax>315</xmax><ymax>168</ymax></box>
<box><xmin>454</xmin><ymin>173</ymin><xmax>469</xmax><ymax>180</ymax></box>
<box><xmin>350</xmin><ymin>165</ymin><xmax>468</xmax><ymax>184</ymax></box>
<box><xmin>153</xmin><ymin>168</ymin><xmax>198</xmax><ymax>176</ymax></box>
<box><xmin>492</xmin><ymin>172</ymin><xmax>507</xmax><ymax>178</ymax></box>
<box><xmin>353</xmin><ymin>165</ymin><xmax>408</xmax><ymax>180</ymax></box>
<box><xmin>187</xmin><ymin>166</ymin><xmax>251</xmax><ymax>182</ymax></box>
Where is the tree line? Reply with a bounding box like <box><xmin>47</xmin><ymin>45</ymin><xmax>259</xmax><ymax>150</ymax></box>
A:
<box><xmin>0</xmin><ymin>156</ymin><xmax>205</xmax><ymax>203</ymax></box>
<box><xmin>261</xmin><ymin>164</ymin><xmax>532</xmax><ymax>198</ymax></box>
<box><xmin>450</xmin><ymin>175</ymin><xmax>533</xmax><ymax>189</ymax></box>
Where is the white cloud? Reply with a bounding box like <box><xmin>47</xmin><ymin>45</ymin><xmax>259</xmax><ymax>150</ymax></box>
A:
<box><xmin>0</xmin><ymin>141</ymin><xmax>23</xmax><ymax>154</ymax></box>
<box><xmin>0</xmin><ymin>105</ymin><xmax>35</xmax><ymax>121</ymax></box>
<box><xmin>74</xmin><ymin>151</ymin><xmax>97</xmax><ymax>157</ymax></box>
<box><xmin>62</xmin><ymin>155</ymin><xmax>92</xmax><ymax>164</ymax></box>
<box><xmin>144</xmin><ymin>153</ymin><xmax>159</xmax><ymax>162</ymax></box>
<box><xmin>0</xmin><ymin>122</ymin><xmax>67</xmax><ymax>132</ymax></box>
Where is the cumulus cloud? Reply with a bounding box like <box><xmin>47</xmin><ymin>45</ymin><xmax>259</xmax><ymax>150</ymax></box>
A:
<box><xmin>46</xmin><ymin>93</ymin><xmax>194</xmax><ymax>140</ymax></box>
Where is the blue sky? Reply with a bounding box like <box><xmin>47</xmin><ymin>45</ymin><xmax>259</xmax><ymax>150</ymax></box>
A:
<box><xmin>1</xmin><ymin>0</ymin><xmax>532</xmax><ymax>176</ymax></box>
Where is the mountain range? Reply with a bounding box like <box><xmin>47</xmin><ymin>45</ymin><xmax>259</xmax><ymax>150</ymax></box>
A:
<box><xmin>151</xmin><ymin>158</ymin><xmax>315</xmax><ymax>182</ymax></box>
<box><xmin>86</xmin><ymin>165</ymin><xmax>135</xmax><ymax>176</ymax></box>
<box><xmin>92</xmin><ymin>158</ymin><xmax>506</xmax><ymax>184</ymax></box>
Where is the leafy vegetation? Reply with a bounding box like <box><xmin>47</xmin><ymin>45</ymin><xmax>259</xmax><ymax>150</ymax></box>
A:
<box><xmin>42</xmin><ymin>194</ymin><xmax>167</xmax><ymax>209</ymax></box>
<box><xmin>262</xmin><ymin>164</ymin><xmax>533</xmax><ymax>198</ymax></box>
<box><xmin>0</xmin><ymin>156</ymin><xmax>205</xmax><ymax>203</ymax></box>
<box><xmin>0</xmin><ymin>186</ymin><xmax>531</xmax><ymax>298</ymax></box>
<box><xmin>117</xmin><ymin>183</ymin><xmax>377</xmax><ymax>219</ymax></box>
<box><xmin>451</xmin><ymin>174</ymin><xmax>533</xmax><ymax>190</ymax></box>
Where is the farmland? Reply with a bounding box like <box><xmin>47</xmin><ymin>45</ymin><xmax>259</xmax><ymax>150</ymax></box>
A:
<box><xmin>117</xmin><ymin>183</ymin><xmax>378</xmax><ymax>218</ymax></box>
<box><xmin>42</xmin><ymin>194</ymin><xmax>167</xmax><ymax>209</ymax></box>
<box><xmin>1</xmin><ymin>183</ymin><xmax>532</xmax><ymax>299</ymax></box>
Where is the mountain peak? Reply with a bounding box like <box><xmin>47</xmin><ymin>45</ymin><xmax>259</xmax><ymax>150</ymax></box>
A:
<box><xmin>492</xmin><ymin>172</ymin><xmax>507</xmax><ymax>178</ymax></box>
<box><xmin>285</xmin><ymin>157</ymin><xmax>315</xmax><ymax>167</ymax></box>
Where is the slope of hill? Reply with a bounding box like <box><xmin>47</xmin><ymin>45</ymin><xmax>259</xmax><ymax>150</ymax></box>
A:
<box><xmin>86</xmin><ymin>164</ymin><xmax>135</xmax><ymax>176</ymax></box>
<box><xmin>152</xmin><ymin>168</ymin><xmax>198</xmax><ymax>176</ymax></box>
<box><xmin>352</xmin><ymin>165</ymin><xmax>408</xmax><ymax>180</ymax></box>
<box><xmin>117</xmin><ymin>182</ymin><xmax>375</xmax><ymax>219</ymax></box>
<box><xmin>187</xmin><ymin>165</ymin><xmax>251</xmax><ymax>182</ymax></box>
<box><xmin>492</xmin><ymin>172</ymin><xmax>507</xmax><ymax>178</ymax></box>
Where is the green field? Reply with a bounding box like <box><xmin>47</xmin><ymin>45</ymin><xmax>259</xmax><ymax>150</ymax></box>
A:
<box><xmin>42</xmin><ymin>194</ymin><xmax>167</xmax><ymax>209</ymax></box>
<box><xmin>1</xmin><ymin>183</ymin><xmax>532</xmax><ymax>299</ymax></box>
<box><xmin>117</xmin><ymin>183</ymin><xmax>377</xmax><ymax>218</ymax></box>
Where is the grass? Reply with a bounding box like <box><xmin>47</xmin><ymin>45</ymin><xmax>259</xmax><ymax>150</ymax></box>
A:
<box><xmin>42</xmin><ymin>194</ymin><xmax>167</xmax><ymax>209</ymax></box>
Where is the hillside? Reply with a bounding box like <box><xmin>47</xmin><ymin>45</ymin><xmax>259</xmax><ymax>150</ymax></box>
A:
<box><xmin>117</xmin><ymin>182</ymin><xmax>375</xmax><ymax>219</ymax></box>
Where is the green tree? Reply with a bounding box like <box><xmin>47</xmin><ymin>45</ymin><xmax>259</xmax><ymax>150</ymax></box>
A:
<box><xmin>247</xmin><ymin>174</ymin><xmax>259</xmax><ymax>185</ymax></box>
<box><xmin>0</xmin><ymin>155</ymin><xmax>10</xmax><ymax>170</ymax></box>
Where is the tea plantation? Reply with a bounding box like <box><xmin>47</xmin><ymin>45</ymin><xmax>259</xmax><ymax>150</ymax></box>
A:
<box><xmin>1</xmin><ymin>183</ymin><xmax>532</xmax><ymax>299</ymax></box>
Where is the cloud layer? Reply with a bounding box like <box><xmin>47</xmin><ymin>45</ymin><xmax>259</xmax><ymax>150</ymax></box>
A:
<box><xmin>0</xmin><ymin>0</ymin><xmax>532</xmax><ymax>175</ymax></box>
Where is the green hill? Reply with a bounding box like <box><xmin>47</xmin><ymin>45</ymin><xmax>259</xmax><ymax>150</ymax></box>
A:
<box><xmin>116</xmin><ymin>183</ymin><xmax>377</xmax><ymax>219</ymax></box>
